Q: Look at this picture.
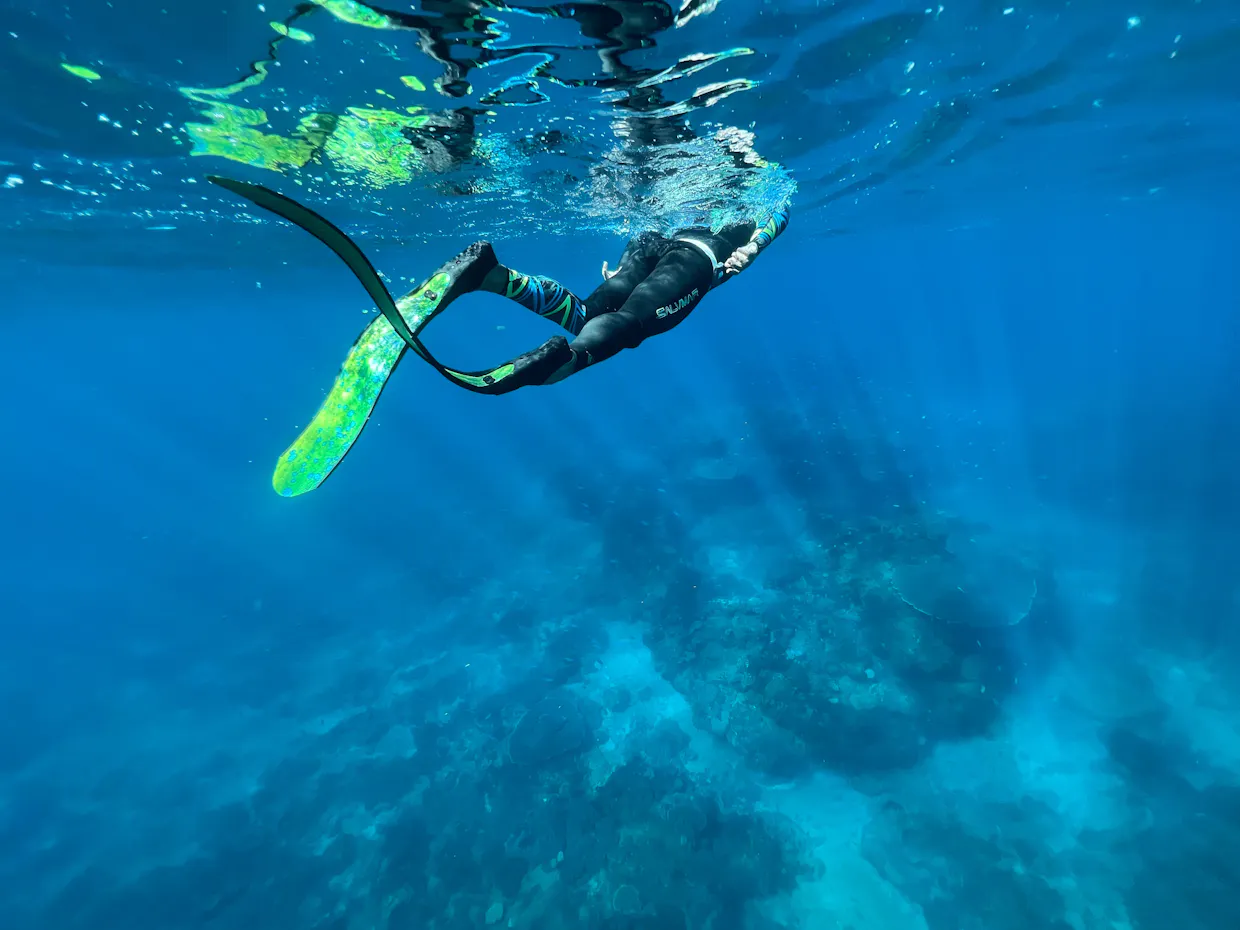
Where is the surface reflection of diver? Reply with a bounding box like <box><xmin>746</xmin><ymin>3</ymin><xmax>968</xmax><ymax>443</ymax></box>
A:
<box><xmin>180</xmin><ymin>0</ymin><xmax>488</xmax><ymax>177</ymax></box>
<box><xmin>299</xmin><ymin>106</ymin><xmax>478</xmax><ymax>174</ymax></box>
<box><xmin>208</xmin><ymin>153</ymin><xmax>789</xmax><ymax>496</ymax></box>
<box><xmin>401</xmin><ymin>108</ymin><xmax>477</xmax><ymax>170</ymax></box>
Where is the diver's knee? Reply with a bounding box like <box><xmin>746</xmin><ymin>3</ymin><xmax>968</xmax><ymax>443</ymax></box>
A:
<box><xmin>615</xmin><ymin>311</ymin><xmax>646</xmax><ymax>349</ymax></box>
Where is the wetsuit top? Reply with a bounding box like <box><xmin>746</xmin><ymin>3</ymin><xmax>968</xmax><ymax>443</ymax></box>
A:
<box><xmin>670</xmin><ymin>203</ymin><xmax>793</xmax><ymax>287</ymax></box>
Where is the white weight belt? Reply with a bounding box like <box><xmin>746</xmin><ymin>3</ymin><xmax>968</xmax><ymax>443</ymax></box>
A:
<box><xmin>675</xmin><ymin>236</ymin><xmax>722</xmax><ymax>273</ymax></box>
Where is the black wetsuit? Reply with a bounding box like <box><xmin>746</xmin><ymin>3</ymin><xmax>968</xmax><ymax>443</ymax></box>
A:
<box><xmin>495</xmin><ymin>215</ymin><xmax>787</xmax><ymax>390</ymax></box>
<box><xmin>573</xmin><ymin>223</ymin><xmax>755</xmax><ymax>357</ymax></box>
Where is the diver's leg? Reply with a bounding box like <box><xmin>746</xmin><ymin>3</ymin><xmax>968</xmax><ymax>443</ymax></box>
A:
<box><xmin>476</xmin><ymin>262</ymin><xmax>590</xmax><ymax>335</ymax></box>
<box><xmin>433</xmin><ymin>233</ymin><xmax>688</xmax><ymax>395</ymax></box>
<box><xmin>476</xmin><ymin>231</ymin><xmax>666</xmax><ymax>335</ymax></box>
<box><xmin>488</xmin><ymin>244</ymin><xmax>707</xmax><ymax>394</ymax></box>
<box><xmin>472</xmin><ymin>307</ymin><xmax>645</xmax><ymax>394</ymax></box>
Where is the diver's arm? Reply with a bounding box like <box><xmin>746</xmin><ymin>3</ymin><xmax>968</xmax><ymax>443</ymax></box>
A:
<box><xmin>750</xmin><ymin>200</ymin><xmax>792</xmax><ymax>252</ymax></box>
<box><xmin>723</xmin><ymin>201</ymin><xmax>792</xmax><ymax>275</ymax></box>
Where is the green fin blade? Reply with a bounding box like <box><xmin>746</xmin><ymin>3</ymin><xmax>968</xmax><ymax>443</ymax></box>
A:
<box><xmin>273</xmin><ymin>314</ymin><xmax>405</xmax><ymax>496</ymax></box>
<box><xmin>271</xmin><ymin>267</ymin><xmax>466</xmax><ymax>496</ymax></box>
<box><xmin>206</xmin><ymin>175</ymin><xmax>524</xmax><ymax>487</ymax></box>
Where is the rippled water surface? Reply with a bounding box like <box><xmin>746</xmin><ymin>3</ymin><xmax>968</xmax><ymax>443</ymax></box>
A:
<box><xmin>4</xmin><ymin>0</ymin><xmax>1236</xmax><ymax>259</ymax></box>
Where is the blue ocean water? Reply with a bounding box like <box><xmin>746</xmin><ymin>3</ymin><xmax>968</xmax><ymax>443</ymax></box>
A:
<box><xmin>2</xmin><ymin>1</ymin><xmax>1240</xmax><ymax>928</ymax></box>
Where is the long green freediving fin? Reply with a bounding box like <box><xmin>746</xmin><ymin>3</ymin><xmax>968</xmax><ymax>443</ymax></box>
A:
<box><xmin>268</xmin><ymin>270</ymin><xmax>528</xmax><ymax>494</ymax></box>
<box><xmin>208</xmin><ymin>175</ymin><xmax>529</xmax><ymax>494</ymax></box>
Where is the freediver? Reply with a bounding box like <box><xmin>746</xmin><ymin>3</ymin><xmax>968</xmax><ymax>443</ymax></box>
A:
<box><xmin>453</xmin><ymin>206</ymin><xmax>791</xmax><ymax>391</ymax></box>
<box><xmin>208</xmin><ymin>162</ymin><xmax>791</xmax><ymax>497</ymax></box>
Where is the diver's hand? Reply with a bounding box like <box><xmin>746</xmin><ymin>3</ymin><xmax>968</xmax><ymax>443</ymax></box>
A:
<box><xmin>724</xmin><ymin>242</ymin><xmax>759</xmax><ymax>275</ymax></box>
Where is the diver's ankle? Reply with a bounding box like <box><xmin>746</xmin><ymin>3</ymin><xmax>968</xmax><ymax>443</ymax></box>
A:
<box><xmin>479</xmin><ymin>264</ymin><xmax>509</xmax><ymax>294</ymax></box>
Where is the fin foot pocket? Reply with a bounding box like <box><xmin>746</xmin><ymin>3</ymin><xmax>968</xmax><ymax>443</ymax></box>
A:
<box><xmin>393</xmin><ymin>240</ymin><xmax>498</xmax><ymax>341</ymax></box>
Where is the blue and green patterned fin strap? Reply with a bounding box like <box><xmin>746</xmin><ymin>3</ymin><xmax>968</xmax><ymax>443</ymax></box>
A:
<box><xmin>503</xmin><ymin>269</ymin><xmax>587</xmax><ymax>335</ymax></box>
